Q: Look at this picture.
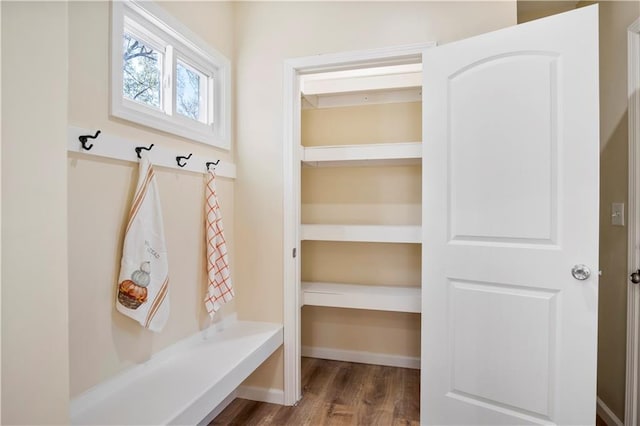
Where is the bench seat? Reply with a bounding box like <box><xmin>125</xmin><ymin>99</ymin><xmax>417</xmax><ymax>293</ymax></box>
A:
<box><xmin>70</xmin><ymin>319</ymin><xmax>283</xmax><ymax>425</ymax></box>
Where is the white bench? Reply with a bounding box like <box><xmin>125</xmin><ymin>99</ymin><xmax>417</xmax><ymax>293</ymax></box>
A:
<box><xmin>70</xmin><ymin>318</ymin><xmax>283</xmax><ymax>425</ymax></box>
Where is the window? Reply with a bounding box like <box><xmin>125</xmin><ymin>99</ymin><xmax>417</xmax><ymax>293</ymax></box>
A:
<box><xmin>111</xmin><ymin>1</ymin><xmax>230</xmax><ymax>149</ymax></box>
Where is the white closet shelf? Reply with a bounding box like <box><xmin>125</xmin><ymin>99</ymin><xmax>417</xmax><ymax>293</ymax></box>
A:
<box><xmin>70</xmin><ymin>319</ymin><xmax>282</xmax><ymax>425</ymax></box>
<box><xmin>302</xmin><ymin>142</ymin><xmax>421</xmax><ymax>167</ymax></box>
<box><xmin>301</xmin><ymin>224</ymin><xmax>421</xmax><ymax>243</ymax></box>
<box><xmin>302</xmin><ymin>282</ymin><xmax>421</xmax><ymax>313</ymax></box>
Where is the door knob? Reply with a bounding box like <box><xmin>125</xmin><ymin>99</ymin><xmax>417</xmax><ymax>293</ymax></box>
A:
<box><xmin>631</xmin><ymin>269</ymin><xmax>640</xmax><ymax>284</ymax></box>
<box><xmin>571</xmin><ymin>264</ymin><xmax>591</xmax><ymax>280</ymax></box>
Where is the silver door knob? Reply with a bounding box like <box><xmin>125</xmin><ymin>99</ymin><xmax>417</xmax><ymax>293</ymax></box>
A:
<box><xmin>572</xmin><ymin>264</ymin><xmax>591</xmax><ymax>280</ymax></box>
<box><xmin>631</xmin><ymin>269</ymin><xmax>640</xmax><ymax>284</ymax></box>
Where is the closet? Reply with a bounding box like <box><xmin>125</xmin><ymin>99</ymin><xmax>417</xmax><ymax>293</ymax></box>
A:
<box><xmin>285</xmin><ymin>7</ymin><xmax>601</xmax><ymax>424</ymax></box>
<box><xmin>298</xmin><ymin>65</ymin><xmax>423</xmax><ymax>371</ymax></box>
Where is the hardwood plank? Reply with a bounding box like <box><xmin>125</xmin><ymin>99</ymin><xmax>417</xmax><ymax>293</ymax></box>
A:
<box><xmin>357</xmin><ymin>364</ymin><xmax>395</xmax><ymax>425</ymax></box>
<box><xmin>212</xmin><ymin>358</ymin><xmax>419</xmax><ymax>425</ymax></box>
<box><xmin>212</xmin><ymin>361</ymin><xmax>606</xmax><ymax>425</ymax></box>
<box><xmin>394</xmin><ymin>363</ymin><xmax>420</xmax><ymax>421</ymax></box>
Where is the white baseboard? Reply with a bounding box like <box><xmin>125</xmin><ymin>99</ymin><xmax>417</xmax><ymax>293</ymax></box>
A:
<box><xmin>198</xmin><ymin>390</ymin><xmax>238</xmax><ymax>426</ymax></box>
<box><xmin>199</xmin><ymin>385</ymin><xmax>285</xmax><ymax>423</ymax></box>
<box><xmin>597</xmin><ymin>397</ymin><xmax>624</xmax><ymax>426</ymax></box>
<box><xmin>301</xmin><ymin>345</ymin><xmax>420</xmax><ymax>369</ymax></box>
<box><xmin>237</xmin><ymin>385</ymin><xmax>285</xmax><ymax>405</ymax></box>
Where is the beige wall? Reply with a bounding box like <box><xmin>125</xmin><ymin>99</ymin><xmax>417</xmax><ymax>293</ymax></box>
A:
<box><xmin>301</xmin><ymin>102</ymin><xmax>421</xmax><ymax>356</ymax></box>
<box><xmin>302</xmin><ymin>102</ymin><xmax>422</xmax><ymax>227</ymax></box>
<box><xmin>234</xmin><ymin>1</ymin><xmax>517</xmax><ymax>389</ymax></box>
<box><xmin>302</xmin><ymin>102</ymin><xmax>422</xmax><ymax>147</ymax></box>
<box><xmin>0</xmin><ymin>0</ymin><xmax>522</xmax><ymax>417</ymax></box>
<box><xmin>517</xmin><ymin>1</ymin><xmax>578</xmax><ymax>23</ymax></box>
<box><xmin>303</xmin><ymin>307</ymin><xmax>421</xmax><ymax>357</ymax></box>
<box><xmin>1</xmin><ymin>2</ymin><xmax>70</xmax><ymax>424</ymax></box>
<box><xmin>596</xmin><ymin>1</ymin><xmax>640</xmax><ymax>420</ymax></box>
<box><xmin>67</xmin><ymin>1</ymin><xmax>237</xmax><ymax>397</ymax></box>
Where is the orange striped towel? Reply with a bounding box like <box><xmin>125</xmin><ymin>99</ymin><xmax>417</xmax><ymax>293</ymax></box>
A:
<box><xmin>205</xmin><ymin>168</ymin><xmax>233</xmax><ymax>317</ymax></box>
<box><xmin>116</xmin><ymin>154</ymin><xmax>170</xmax><ymax>332</ymax></box>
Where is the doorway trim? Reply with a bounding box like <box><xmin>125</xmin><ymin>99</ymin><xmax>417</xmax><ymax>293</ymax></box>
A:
<box><xmin>282</xmin><ymin>41</ymin><xmax>435</xmax><ymax>405</ymax></box>
<box><xmin>626</xmin><ymin>17</ymin><xmax>640</xmax><ymax>426</ymax></box>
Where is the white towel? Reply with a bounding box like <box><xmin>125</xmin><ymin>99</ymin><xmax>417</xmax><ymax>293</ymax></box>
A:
<box><xmin>204</xmin><ymin>168</ymin><xmax>233</xmax><ymax>317</ymax></box>
<box><xmin>116</xmin><ymin>154</ymin><xmax>170</xmax><ymax>332</ymax></box>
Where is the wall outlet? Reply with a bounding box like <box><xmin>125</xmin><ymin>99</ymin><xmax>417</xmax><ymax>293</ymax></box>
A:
<box><xmin>611</xmin><ymin>202</ymin><xmax>625</xmax><ymax>226</ymax></box>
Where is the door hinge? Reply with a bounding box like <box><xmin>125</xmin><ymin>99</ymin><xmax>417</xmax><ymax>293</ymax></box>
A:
<box><xmin>292</xmin><ymin>248</ymin><xmax>297</xmax><ymax>258</ymax></box>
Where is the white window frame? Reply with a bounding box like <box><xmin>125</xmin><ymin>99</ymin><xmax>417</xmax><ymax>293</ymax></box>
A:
<box><xmin>111</xmin><ymin>0</ymin><xmax>231</xmax><ymax>149</ymax></box>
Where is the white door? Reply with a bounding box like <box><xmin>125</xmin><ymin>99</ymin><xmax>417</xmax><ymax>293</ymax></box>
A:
<box><xmin>422</xmin><ymin>6</ymin><xmax>599</xmax><ymax>425</ymax></box>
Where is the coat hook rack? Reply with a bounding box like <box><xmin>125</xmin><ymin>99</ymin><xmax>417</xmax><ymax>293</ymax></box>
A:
<box><xmin>176</xmin><ymin>153</ymin><xmax>193</xmax><ymax>168</ymax></box>
<box><xmin>135</xmin><ymin>144</ymin><xmax>154</xmax><ymax>159</ymax></box>
<box><xmin>78</xmin><ymin>130</ymin><xmax>101</xmax><ymax>151</ymax></box>
<box><xmin>206</xmin><ymin>160</ymin><xmax>221</xmax><ymax>170</ymax></box>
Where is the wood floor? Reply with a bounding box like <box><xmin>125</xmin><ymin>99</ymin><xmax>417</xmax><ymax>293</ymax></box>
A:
<box><xmin>212</xmin><ymin>357</ymin><xmax>608</xmax><ymax>426</ymax></box>
<box><xmin>211</xmin><ymin>357</ymin><xmax>420</xmax><ymax>425</ymax></box>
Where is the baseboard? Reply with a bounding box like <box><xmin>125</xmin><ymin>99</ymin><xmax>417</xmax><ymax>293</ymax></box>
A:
<box><xmin>199</xmin><ymin>385</ymin><xmax>285</xmax><ymax>423</ymax></box>
<box><xmin>301</xmin><ymin>345</ymin><xmax>420</xmax><ymax>369</ymax></box>
<box><xmin>597</xmin><ymin>397</ymin><xmax>624</xmax><ymax>426</ymax></box>
<box><xmin>198</xmin><ymin>390</ymin><xmax>238</xmax><ymax>425</ymax></box>
<box><xmin>237</xmin><ymin>385</ymin><xmax>285</xmax><ymax>405</ymax></box>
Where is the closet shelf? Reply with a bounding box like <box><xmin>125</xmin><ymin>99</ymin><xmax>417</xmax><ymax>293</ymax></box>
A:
<box><xmin>302</xmin><ymin>282</ymin><xmax>421</xmax><ymax>313</ymax></box>
<box><xmin>301</xmin><ymin>224</ymin><xmax>421</xmax><ymax>243</ymax></box>
<box><xmin>302</xmin><ymin>142</ymin><xmax>421</xmax><ymax>167</ymax></box>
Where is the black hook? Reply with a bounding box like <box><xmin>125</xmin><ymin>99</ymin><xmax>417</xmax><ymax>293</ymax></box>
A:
<box><xmin>206</xmin><ymin>160</ymin><xmax>220</xmax><ymax>170</ymax></box>
<box><xmin>78</xmin><ymin>130</ymin><xmax>101</xmax><ymax>151</ymax></box>
<box><xmin>135</xmin><ymin>144</ymin><xmax>154</xmax><ymax>159</ymax></box>
<box><xmin>176</xmin><ymin>153</ymin><xmax>193</xmax><ymax>168</ymax></box>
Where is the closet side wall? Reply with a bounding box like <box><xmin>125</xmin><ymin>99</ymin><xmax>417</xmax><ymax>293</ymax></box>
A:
<box><xmin>234</xmin><ymin>0</ymin><xmax>517</xmax><ymax>391</ymax></box>
<box><xmin>67</xmin><ymin>1</ymin><xmax>236</xmax><ymax>397</ymax></box>
<box><xmin>2</xmin><ymin>2</ymin><xmax>70</xmax><ymax>423</ymax></box>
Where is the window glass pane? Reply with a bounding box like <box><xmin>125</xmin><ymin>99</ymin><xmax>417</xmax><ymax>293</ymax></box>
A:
<box><xmin>176</xmin><ymin>61</ymin><xmax>205</xmax><ymax>122</ymax></box>
<box><xmin>122</xmin><ymin>33</ymin><xmax>161</xmax><ymax>109</ymax></box>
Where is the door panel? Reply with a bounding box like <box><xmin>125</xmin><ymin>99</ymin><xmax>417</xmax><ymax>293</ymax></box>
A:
<box><xmin>449</xmin><ymin>54</ymin><xmax>558</xmax><ymax>243</ymax></box>
<box><xmin>450</xmin><ymin>280</ymin><xmax>557</xmax><ymax>416</ymax></box>
<box><xmin>422</xmin><ymin>6</ymin><xmax>599</xmax><ymax>425</ymax></box>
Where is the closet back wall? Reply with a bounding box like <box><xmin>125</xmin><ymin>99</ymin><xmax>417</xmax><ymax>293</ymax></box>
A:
<box><xmin>301</xmin><ymin>102</ymin><xmax>421</xmax><ymax>359</ymax></box>
<box><xmin>233</xmin><ymin>1</ymin><xmax>517</xmax><ymax>391</ymax></box>
<box><xmin>67</xmin><ymin>1</ymin><xmax>236</xmax><ymax>397</ymax></box>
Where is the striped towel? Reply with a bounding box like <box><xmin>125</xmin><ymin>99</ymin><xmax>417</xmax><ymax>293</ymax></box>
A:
<box><xmin>204</xmin><ymin>168</ymin><xmax>233</xmax><ymax>317</ymax></box>
<box><xmin>116</xmin><ymin>154</ymin><xmax>170</xmax><ymax>332</ymax></box>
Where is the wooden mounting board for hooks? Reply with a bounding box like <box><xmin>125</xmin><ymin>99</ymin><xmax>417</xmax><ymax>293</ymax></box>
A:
<box><xmin>67</xmin><ymin>126</ymin><xmax>236</xmax><ymax>179</ymax></box>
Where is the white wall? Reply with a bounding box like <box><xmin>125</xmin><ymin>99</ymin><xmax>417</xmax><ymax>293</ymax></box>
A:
<box><xmin>1</xmin><ymin>2</ymin><xmax>70</xmax><ymax>423</ymax></box>
<box><xmin>233</xmin><ymin>0</ymin><xmax>517</xmax><ymax>390</ymax></box>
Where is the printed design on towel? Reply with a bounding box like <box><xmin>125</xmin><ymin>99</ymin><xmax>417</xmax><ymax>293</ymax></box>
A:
<box><xmin>116</xmin><ymin>154</ymin><xmax>170</xmax><ymax>332</ymax></box>
<box><xmin>117</xmin><ymin>261</ymin><xmax>150</xmax><ymax>310</ymax></box>
<box><xmin>204</xmin><ymin>170</ymin><xmax>234</xmax><ymax>317</ymax></box>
